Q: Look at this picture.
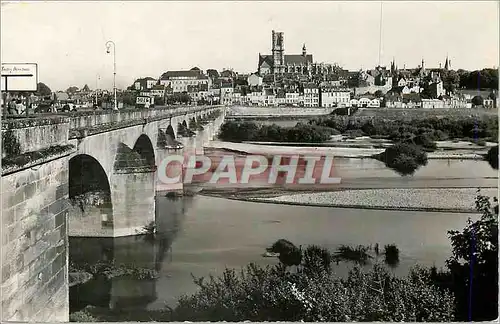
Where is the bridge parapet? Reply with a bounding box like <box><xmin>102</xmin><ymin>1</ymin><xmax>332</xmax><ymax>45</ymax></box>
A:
<box><xmin>68</xmin><ymin>105</ymin><xmax>223</xmax><ymax>129</ymax></box>
<box><xmin>2</xmin><ymin>116</ymin><xmax>71</xmax><ymax>155</ymax></box>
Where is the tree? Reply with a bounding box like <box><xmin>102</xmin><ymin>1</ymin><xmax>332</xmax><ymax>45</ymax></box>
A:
<box><xmin>433</xmin><ymin>192</ymin><xmax>498</xmax><ymax>321</ymax></box>
<box><xmin>374</xmin><ymin>90</ymin><xmax>383</xmax><ymax>98</ymax></box>
<box><xmin>206</xmin><ymin>69</ymin><xmax>220</xmax><ymax>79</ymax></box>
<box><xmin>471</xmin><ymin>95</ymin><xmax>483</xmax><ymax>107</ymax></box>
<box><xmin>442</xmin><ymin>70</ymin><xmax>460</xmax><ymax>94</ymax></box>
<box><xmin>66</xmin><ymin>86</ymin><xmax>79</xmax><ymax>94</ymax></box>
<box><xmin>36</xmin><ymin>82</ymin><xmax>52</xmax><ymax>96</ymax></box>
<box><xmin>373</xmin><ymin>142</ymin><xmax>428</xmax><ymax>175</ymax></box>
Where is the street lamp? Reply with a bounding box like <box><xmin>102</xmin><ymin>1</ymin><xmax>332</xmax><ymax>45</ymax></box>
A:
<box><xmin>105</xmin><ymin>40</ymin><xmax>117</xmax><ymax>110</ymax></box>
<box><xmin>95</xmin><ymin>74</ymin><xmax>100</xmax><ymax>106</ymax></box>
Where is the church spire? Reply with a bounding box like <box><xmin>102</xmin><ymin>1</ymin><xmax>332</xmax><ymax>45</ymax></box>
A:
<box><xmin>444</xmin><ymin>55</ymin><xmax>450</xmax><ymax>70</ymax></box>
<box><xmin>302</xmin><ymin>43</ymin><xmax>307</xmax><ymax>57</ymax></box>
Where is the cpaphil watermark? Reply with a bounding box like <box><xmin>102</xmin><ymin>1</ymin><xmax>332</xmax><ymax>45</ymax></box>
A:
<box><xmin>157</xmin><ymin>153</ymin><xmax>341</xmax><ymax>188</ymax></box>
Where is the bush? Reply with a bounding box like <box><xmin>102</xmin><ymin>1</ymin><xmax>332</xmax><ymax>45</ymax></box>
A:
<box><xmin>476</xmin><ymin>139</ymin><xmax>487</xmax><ymax>146</ymax></box>
<box><xmin>218</xmin><ymin>121</ymin><xmax>333</xmax><ymax>143</ymax></box>
<box><xmin>70</xmin><ymin>310</ymin><xmax>98</xmax><ymax>322</ymax></box>
<box><xmin>171</xmin><ymin>263</ymin><xmax>455</xmax><ymax>322</ymax></box>
<box><xmin>413</xmin><ymin>133</ymin><xmax>438</xmax><ymax>151</ymax></box>
<box><xmin>383</xmin><ymin>244</ymin><xmax>400</xmax><ymax>267</ymax></box>
<box><xmin>373</xmin><ymin>142</ymin><xmax>428</xmax><ymax>175</ymax></box>
<box><xmin>333</xmin><ymin>244</ymin><xmax>372</xmax><ymax>265</ymax></box>
<box><xmin>485</xmin><ymin>145</ymin><xmax>498</xmax><ymax>169</ymax></box>
<box><xmin>344</xmin><ymin>129</ymin><xmax>365</xmax><ymax>139</ymax></box>
<box><xmin>302</xmin><ymin>245</ymin><xmax>333</xmax><ymax>275</ymax></box>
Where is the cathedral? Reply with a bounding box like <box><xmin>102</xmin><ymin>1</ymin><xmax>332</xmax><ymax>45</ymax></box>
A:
<box><xmin>257</xmin><ymin>30</ymin><xmax>336</xmax><ymax>77</ymax></box>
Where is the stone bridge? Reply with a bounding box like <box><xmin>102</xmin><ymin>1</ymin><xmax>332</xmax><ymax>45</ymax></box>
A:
<box><xmin>1</xmin><ymin>105</ymin><xmax>226</xmax><ymax>322</ymax></box>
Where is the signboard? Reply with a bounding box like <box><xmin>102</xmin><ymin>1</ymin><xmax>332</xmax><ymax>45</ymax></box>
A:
<box><xmin>136</xmin><ymin>96</ymin><xmax>151</xmax><ymax>105</ymax></box>
<box><xmin>1</xmin><ymin>63</ymin><xmax>38</xmax><ymax>92</ymax></box>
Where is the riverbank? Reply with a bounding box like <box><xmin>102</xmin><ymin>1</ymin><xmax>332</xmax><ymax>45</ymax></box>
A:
<box><xmin>244</xmin><ymin>188</ymin><xmax>498</xmax><ymax>213</ymax></box>
<box><xmin>199</xmin><ymin>187</ymin><xmax>498</xmax><ymax>213</ymax></box>
<box><xmin>206</xmin><ymin>141</ymin><xmax>490</xmax><ymax>160</ymax></box>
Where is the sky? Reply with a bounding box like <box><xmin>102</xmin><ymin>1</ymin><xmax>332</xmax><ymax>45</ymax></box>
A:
<box><xmin>1</xmin><ymin>1</ymin><xmax>499</xmax><ymax>91</ymax></box>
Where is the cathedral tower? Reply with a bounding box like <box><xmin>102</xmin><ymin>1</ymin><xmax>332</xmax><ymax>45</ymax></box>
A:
<box><xmin>272</xmin><ymin>30</ymin><xmax>285</xmax><ymax>74</ymax></box>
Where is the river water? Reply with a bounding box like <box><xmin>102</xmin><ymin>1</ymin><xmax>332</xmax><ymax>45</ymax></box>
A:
<box><xmin>69</xmin><ymin>158</ymin><xmax>497</xmax><ymax>312</ymax></box>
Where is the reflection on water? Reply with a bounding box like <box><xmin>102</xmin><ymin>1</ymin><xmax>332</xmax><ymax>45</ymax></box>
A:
<box><xmin>69</xmin><ymin>195</ymin><xmax>194</xmax><ymax>312</ymax></box>
<box><xmin>69</xmin><ymin>159</ymin><xmax>495</xmax><ymax>313</ymax></box>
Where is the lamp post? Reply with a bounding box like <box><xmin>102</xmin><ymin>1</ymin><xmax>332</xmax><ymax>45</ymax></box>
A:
<box><xmin>95</xmin><ymin>74</ymin><xmax>100</xmax><ymax>106</ymax></box>
<box><xmin>105</xmin><ymin>40</ymin><xmax>117</xmax><ymax>110</ymax></box>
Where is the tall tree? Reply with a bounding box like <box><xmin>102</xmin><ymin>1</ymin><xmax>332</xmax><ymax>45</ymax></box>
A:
<box><xmin>36</xmin><ymin>82</ymin><xmax>52</xmax><ymax>96</ymax></box>
<box><xmin>206</xmin><ymin>69</ymin><xmax>219</xmax><ymax>79</ymax></box>
<box><xmin>66</xmin><ymin>86</ymin><xmax>79</xmax><ymax>94</ymax></box>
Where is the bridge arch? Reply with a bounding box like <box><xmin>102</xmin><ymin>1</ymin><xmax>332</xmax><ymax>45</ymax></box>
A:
<box><xmin>133</xmin><ymin>134</ymin><xmax>156</xmax><ymax>167</ymax></box>
<box><xmin>69</xmin><ymin>154</ymin><xmax>113</xmax><ymax>219</ymax></box>
<box><xmin>166</xmin><ymin>124</ymin><xmax>176</xmax><ymax>141</ymax></box>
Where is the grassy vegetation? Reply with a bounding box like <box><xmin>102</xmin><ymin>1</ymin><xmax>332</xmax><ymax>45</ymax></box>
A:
<box><xmin>2</xmin><ymin>144</ymin><xmax>75</xmax><ymax>169</ymax></box>
<box><xmin>69</xmin><ymin>260</ymin><xmax>158</xmax><ymax>280</ymax></box>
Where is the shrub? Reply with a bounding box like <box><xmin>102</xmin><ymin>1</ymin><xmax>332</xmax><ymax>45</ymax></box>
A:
<box><xmin>413</xmin><ymin>133</ymin><xmax>438</xmax><ymax>151</ymax></box>
<box><xmin>476</xmin><ymin>139</ymin><xmax>487</xmax><ymax>146</ymax></box>
<box><xmin>69</xmin><ymin>310</ymin><xmax>98</xmax><ymax>322</ymax></box>
<box><xmin>373</xmin><ymin>142</ymin><xmax>428</xmax><ymax>175</ymax></box>
<box><xmin>344</xmin><ymin>129</ymin><xmax>365</xmax><ymax>139</ymax></box>
<box><xmin>485</xmin><ymin>145</ymin><xmax>498</xmax><ymax>169</ymax></box>
<box><xmin>171</xmin><ymin>263</ymin><xmax>455</xmax><ymax>322</ymax></box>
<box><xmin>383</xmin><ymin>244</ymin><xmax>400</xmax><ymax>267</ymax></box>
<box><xmin>333</xmin><ymin>245</ymin><xmax>372</xmax><ymax>265</ymax></box>
<box><xmin>218</xmin><ymin>121</ymin><xmax>333</xmax><ymax>143</ymax></box>
<box><xmin>302</xmin><ymin>245</ymin><xmax>333</xmax><ymax>275</ymax></box>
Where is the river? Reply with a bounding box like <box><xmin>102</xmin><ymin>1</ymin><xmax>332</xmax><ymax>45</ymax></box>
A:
<box><xmin>69</xmin><ymin>158</ymin><xmax>497</xmax><ymax>313</ymax></box>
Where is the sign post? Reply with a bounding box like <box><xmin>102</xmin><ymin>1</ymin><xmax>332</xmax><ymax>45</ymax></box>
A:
<box><xmin>1</xmin><ymin>63</ymin><xmax>38</xmax><ymax>116</ymax></box>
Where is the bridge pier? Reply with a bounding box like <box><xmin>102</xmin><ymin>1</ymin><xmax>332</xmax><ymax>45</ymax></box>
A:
<box><xmin>110</xmin><ymin>169</ymin><xmax>156</xmax><ymax>237</ymax></box>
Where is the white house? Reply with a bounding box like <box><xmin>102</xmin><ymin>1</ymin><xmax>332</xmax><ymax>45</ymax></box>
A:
<box><xmin>134</xmin><ymin>77</ymin><xmax>157</xmax><ymax>91</ymax></box>
<box><xmin>368</xmin><ymin>98</ymin><xmax>381</xmax><ymax>108</ymax></box>
<box><xmin>159</xmin><ymin>70</ymin><xmax>211</xmax><ymax>93</ymax></box>
<box><xmin>358</xmin><ymin>97</ymin><xmax>371</xmax><ymax>107</ymax></box>
<box><xmin>247</xmin><ymin>73</ymin><xmax>263</xmax><ymax>87</ymax></box>
<box><xmin>285</xmin><ymin>92</ymin><xmax>300</xmax><ymax>105</ymax></box>
<box><xmin>320</xmin><ymin>87</ymin><xmax>350</xmax><ymax>108</ymax></box>
<box><xmin>421</xmin><ymin>99</ymin><xmax>445</xmax><ymax>109</ymax></box>
<box><xmin>303</xmin><ymin>84</ymin><xmax>319</xmax><ymax>107</ymax></box>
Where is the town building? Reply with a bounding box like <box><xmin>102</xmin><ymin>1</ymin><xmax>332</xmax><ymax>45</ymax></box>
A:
<box><xmin>303</xmin><ymin>83</ymin><xmax>319</xmax><ymax>107</ymax></box>
<box><xmin>247</xmin><ymin>73</ymin><xmax>263</xmax><ymax>86</ymax></box>
<box><xmin>320</xmin><ymin>87</ymin><xmax>351</xmax><ymax>108</ymax></box>
<box><xmin>159</xmin><ymin>69</ymin><xmax>211</xmax><ymax>93</ymax></box>
<box><xmin>134</xmin><ymin>77</ymin><xmax>157</xmax><ymax>91</ymax></box>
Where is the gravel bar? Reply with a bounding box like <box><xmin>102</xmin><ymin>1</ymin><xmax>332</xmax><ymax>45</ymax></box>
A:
<box><xmin>248</xmin><ymin>188</ymin><xmax>499</xmax><ymax>212</ymax></box>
